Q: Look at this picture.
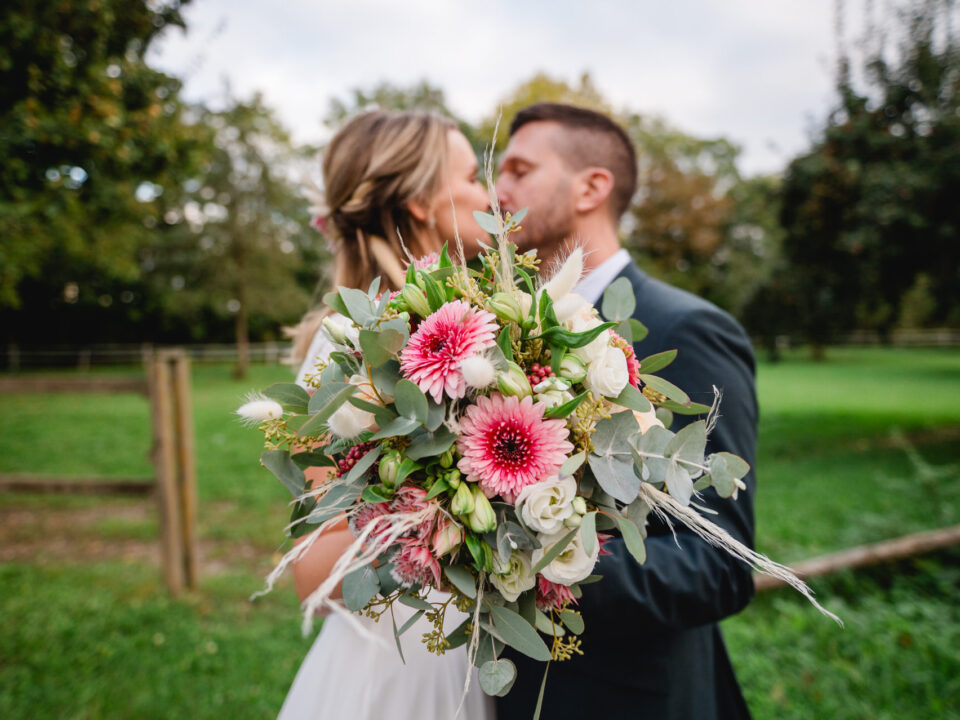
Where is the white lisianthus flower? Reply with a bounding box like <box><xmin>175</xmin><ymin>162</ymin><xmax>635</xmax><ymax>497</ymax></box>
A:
<box><xmin>634</xmin><ymin>406</ymin><xmax>665</xmax><ymax>434</ymax></box>
<box><xmin>584</xmin><ymin>345</ymin><xmax>629</xmax><ymax>398</ymax></box>
<box><xmin>516</xmin><ymin>476</ymin><xmax>577</xmax><ymax>534</ymax></box>
<box><xmin>327</xmin><ymin>374</ymin><xmax>381</xmax><ymax>438</ymax></box>
<box><xmin>533</xmin><ymin>527</ymin><xmax>599</xmax><ymax>585</ymax></box>
<box><xmin>569</xmin><ymin>318</ymin><xmax>610</xmax><ymax>367</ymax></box>
<box><xmin>460</xmin><ymin>355</ymin><xmax>497</xmax><ymax>389</ymax></box>
<box><xmin>236</xmin><ymin>394</ymin><xmax>284</xmax><ymax>425</ymax></box>
<box><xmin>490</xmin><ymin>551</ymin><xmax>536</xmax><ymax>602</ymax></box>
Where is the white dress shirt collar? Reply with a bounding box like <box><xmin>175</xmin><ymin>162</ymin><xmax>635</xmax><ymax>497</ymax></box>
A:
<box><xmin>572</xmin><ymin>248</ymin><xmax>632</xmax><ymax>306</ymax></box>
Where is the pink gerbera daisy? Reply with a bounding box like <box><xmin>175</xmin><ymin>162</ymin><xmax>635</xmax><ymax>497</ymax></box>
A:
<box><xmin>400</xmin><ymin>300</ymin><xmax>498</xmax><ymax>403</ymax></box>
<box><xmin>457</xmin><ymin>394</ymin><xmax>574</xmax><ymax>501</ymax></box>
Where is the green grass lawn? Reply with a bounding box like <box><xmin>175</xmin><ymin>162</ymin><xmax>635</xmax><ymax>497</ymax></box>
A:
<box><xmin>1</xmin><ymin>347</ymin><xmax>958</xmax><ymax>718</ymax></box>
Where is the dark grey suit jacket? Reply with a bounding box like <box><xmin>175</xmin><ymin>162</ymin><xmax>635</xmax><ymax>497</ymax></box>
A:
<box><xmin>497</xmin><ymin>262</ymin><xmax>757</xmax><ymax>720</ymax></box>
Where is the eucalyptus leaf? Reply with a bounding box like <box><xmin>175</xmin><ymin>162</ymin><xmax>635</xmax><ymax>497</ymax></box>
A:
<box><xmin>444</xmin><ymin>565</ymin><xmax>477</xmax><ymax>598</ymax></box>
<box><xmin>665</xmin><ymin>420</ymin><xmax>708</xmax><ymax>467</ymax></box>
<box><xmin>615</xmin><ymin>514</ymin><xmax>647</xmax><ymax>565</ymax></box>
<box><xmin>343</xmin><ymin>446</ymin><xmax>382</xmax><ymax>485</ymax></box>
<box><xmin>376</xmin><ymin>562</ymin><xmax>401</xmax><ymax>596</ymax></box>
<box><xmin>262</xmin><ymin>383</ymin><xmax>310</xmax><ymax>412</ymax></box>
<box><xmin>479</xmin><ymin>659</ymin><xmax>517</xmax><ymax>697</ymax></box>
<box><xmin>405</xmin><ymin>428</ymin><xmax>456</xmax><ymax>460</ymax></box>
<box><xmin>531</xmin><ymin>528</ymin><xmax>578</xmax><ymax>574</ymax></box>
<box><xmin>338</xmin><ymin>286</ymin><xmax>376</xmax><ymax>325</ymax></box>
<box><xmin>660</xmin><ymin>399</ymin><xmax>712</xmax><ymax>416</ymax></box>
<box><xmin>394</xmin><ymin>379</ymin><xmax>429</xmax><ymax>423</ymax></box>
<box><xmin>396</xmin><ymin>609</ymin><xmax>425</xmax><ymax>637</ymax></box>
<box><xmin>307</xmin><ymin>484</ymin><xmax>361</xmax><ymax>525</ymax></box>
<box><xmin>445</xmin><ymin>617</ymin><xmax>472</xmax><ymax>649</ymax></box>
<box><xmin>559</xmin><ymin>451</ymin><xmax>586</xmax><ymax>477</ymax></box>
<box><xmin>371</xmin><ymin>361</ymin><xmax>401</xmax><ymax>396</ymax></box>
<box><xmin>291</xmin><ymin>450</ymin><xmax>335</xmax><ymax>469</ymax></box>
<box><xmin>342</xmin><ymin>564</ymin><xmax>380</xmax><ymax>611</ymax></box>
<box><xmin>533</xmin><ymin>609</ymin><xmax>562</xmax><ymax>636</ymax></box>
<box><xmin>601</xmin><ymin>276</ymin><xmax>636</xmax><ymax>322</ymax></box>
<box><xmin>489</xmin><ymin>604</ymin><xmax>552</xmax><ymax>662</ymax></box>
<box><xmin>588</xmin><ymin>412</ymin><xmax>643</xmax><ymax>503</ymax></box>
<box><xmin>398</xmin><ymin>593</ymin><xmax>433</xmax><ymax>611</ymax></box>
<box><xmin>260</xmin><ymin>450</ymin><xmax>305</xmax><ymax>498</ymax></box>
<box><xmin>425</xmin><ymin>401</ymin><xmax>446</xmax><ymax>432</ymax></box>
<box><xmin>559</xmin><ymin>610</ymin><xmax>584</xmax><ymax>635</ymax></box>
<box><xmin>307</xmin><ymin>381</ymin><xmax>349</xmax><ymax>414</ymax></box>
<box><xmin>359</xmin><ymin>328</ymin><xmax>406</xmax><ymax>367</ymax></box>
<box><xmin>322</xmin><ymin>290</ymin><xmax>349</xmax><ymax>316</ymax></box>
<box><xmin>635</xmin><ymin>350</ymin><xmax>677</xmax><ymax>375</ymax></box>
<box><xmin>665</xmin><ymin>460</ymin><xmax>695</xmax><ymax>506</ymax></box>
<box><xmin>473</xmin><ymin>210</ymin><xmax>500</xmax><ymax>235</ymax></box>
<box><xmin>628</xmin><ymin>318</ymin><xmax>649</xmax><ymax>342</ymax></box>
<box><xmin>496</xmin><ymin>521</ymin><xmax>539</xmax><ymax>563</ymax></box>
<box><xmin>368</xmin><ymin>416</ymin><xmax>421</xmax><ymax>440</ymax></box>
<box><xmin>299</xmin><ymin>385</ymin><xmax>356</xmax><ymax>437</ymax></box>
<box><xmin>639</xmin><ymin>374</ymin><xmax>690</xmax><ymax>405</ymax></box>
<box><xmin>612</xmin><ymin>384</ymin><xmax>652</xmax><ymax>413</ymax></box>
<box><xmin>580</xmin><ymin>512</ymin><xmax>598</xmax><ymax>557</ymax></box>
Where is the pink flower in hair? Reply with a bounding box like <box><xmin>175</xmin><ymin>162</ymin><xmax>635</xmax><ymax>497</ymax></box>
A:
<box><xmin>400</xmin><ymin>300</ymin><xmax>498</xmax><ymax>403</ymax></box>
<box><xmin>457</xmin><ymin>394</ymin><xmax>573</xmax><ymax>502</ymax></box>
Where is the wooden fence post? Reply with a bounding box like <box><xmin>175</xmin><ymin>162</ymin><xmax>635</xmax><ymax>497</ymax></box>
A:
<box><xmin>169</xmin><ymin>350</ymin><xmax>199</xmax><ymax>590</ymax></box>
<box><xmin>150</xmin><ymin>355</ymin><xmax>185</xmax><ymax>595</ymax></box>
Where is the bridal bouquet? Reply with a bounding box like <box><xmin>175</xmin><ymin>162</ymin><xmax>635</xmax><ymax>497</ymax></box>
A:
<box><xmin>241</xmin><ymin>210</ymin><xmax>834</xmax><ymax>702</ymax></box>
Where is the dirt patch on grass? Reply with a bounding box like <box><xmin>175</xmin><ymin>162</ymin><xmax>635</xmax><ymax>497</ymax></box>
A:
<box><xmin>0</xmin><ymin>500</ymin><xmax>276</xmax><ymax>575</ymax></box>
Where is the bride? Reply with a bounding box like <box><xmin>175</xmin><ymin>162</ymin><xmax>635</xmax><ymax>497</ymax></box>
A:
<box><xmin>279</xmin><ymin>109</ymin><xmax>496</xmax><ymax>720</ymax></box>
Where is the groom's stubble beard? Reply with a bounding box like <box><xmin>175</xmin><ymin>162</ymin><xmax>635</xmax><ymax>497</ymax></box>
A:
<box><xmin>509</xmin><ymin>179</ymin><xmax>576</xmax><ymax>265</ymax></box>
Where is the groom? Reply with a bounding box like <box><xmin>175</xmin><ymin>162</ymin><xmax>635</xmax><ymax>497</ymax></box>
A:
<box><xmin>494</xmin><ymin>103</ymin><xmax>757</xmax><ymax>719</ymax></box>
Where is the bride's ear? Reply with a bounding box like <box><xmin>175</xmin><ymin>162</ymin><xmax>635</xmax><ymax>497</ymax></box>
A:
<box><xmin>574</xmin><ymin>167</ymin><xmax>615</xmax><ymax>214</ymax></box>
<box><xmin>405</xmin><ymin>198</ymin><xmax>431</xmax><ymax>223</ymax></box>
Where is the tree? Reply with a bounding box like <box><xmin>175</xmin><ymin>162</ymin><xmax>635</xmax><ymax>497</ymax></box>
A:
<box><xmin>146</xmin><ymin>93</ymin><xmax>320</xmax><ymax>378</ymax></box>
<box><xmin>0</xmin><ymin>0</ymin><xmax>206</xmax><ymax>316</ymax></box>
<box><xmin>776</xmin><ymin>0</ymin><xmax>960</xmax><ymax>354</ymax></box>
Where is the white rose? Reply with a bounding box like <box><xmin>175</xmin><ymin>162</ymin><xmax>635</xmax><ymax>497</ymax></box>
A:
<box><xmin>490</xmin><ymin>551</ymin><xmax>536</xmax><ymax>602</ymax></box>
<box><xmin>568</xmin><ymin>314</ymin><xmax>610</xmax><ymax>365</ymax></box>
<box><xmin>584</xmin><ymin>345</ymin><xmax>629</xmax><ymax>398</ymax></box>
<box><xmin>516</xmin><ymin>476</ymin><xmax>577</xmax><ymax>534</ymax></box>
<box><xmin>532</xmin><ymin>527</ymin><xmax>599</xmax><ymax>585</ymax></box>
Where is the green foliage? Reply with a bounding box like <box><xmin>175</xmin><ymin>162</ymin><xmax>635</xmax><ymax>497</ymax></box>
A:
<box><xmin>770</xmin><ymin>2</ymin><xmax>960</xmax><ymax>349</ymax></box>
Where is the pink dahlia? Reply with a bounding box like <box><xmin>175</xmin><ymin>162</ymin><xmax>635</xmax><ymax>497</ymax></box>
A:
<box><xmin>400</xmin><ymin>300</ymin><xmax>498</xmax><ymax>403</ymax></box>
<box><xmin>391</xmin><ymin>537</ymin><xmax>443</xmax><ymax>588</ymax></box>
<box><xmin>457</xmin><ymin>394</ymin><xmax>574</xmax><ymax>501</ymax></box>
<box><xmin>536</xmin><ymin>575</ymin><xmax>577</xmax><ymax>612</ymax></box>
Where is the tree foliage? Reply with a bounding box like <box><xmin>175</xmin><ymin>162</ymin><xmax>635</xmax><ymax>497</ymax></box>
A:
<box><xmin>774</xmin><ymin>0</ymin><xmax>960</xmax><ymax>351</ymax></box>
<box><xmin>0</xmin><ymin>0</ymin><xmax>206</xmax><ymax>311</ymax></box>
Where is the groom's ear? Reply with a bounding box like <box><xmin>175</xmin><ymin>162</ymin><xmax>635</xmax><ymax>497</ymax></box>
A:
<box><xmin>573</xmin><ymin>167</ymin><xmax>615</xmax><ymax>214</ymax></box>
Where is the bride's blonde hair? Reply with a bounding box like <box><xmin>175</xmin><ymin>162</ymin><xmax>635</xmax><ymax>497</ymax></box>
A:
<box><xmin>289</xmin><ymin>110</ymin><xmax>457</xmax><ymax>363</ymax></box>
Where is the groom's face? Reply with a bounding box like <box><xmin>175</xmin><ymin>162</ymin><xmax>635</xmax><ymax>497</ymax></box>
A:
<box><xmin>495</xmin><ymin>122</ymin><xmax>576</xmax><ymax>252</ymax></box>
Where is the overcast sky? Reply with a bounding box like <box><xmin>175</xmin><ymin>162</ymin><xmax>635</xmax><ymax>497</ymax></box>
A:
<box><xmin>149</xmin><ymin>0</ymin><xmax>868</xmax><ymax>176</ymax></box>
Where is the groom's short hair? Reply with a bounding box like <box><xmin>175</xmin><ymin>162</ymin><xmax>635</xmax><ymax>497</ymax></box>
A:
<box><xmin>510</xmin><ymin>103</ymin><xmax>637</xmax><ymax>219</ymax></box>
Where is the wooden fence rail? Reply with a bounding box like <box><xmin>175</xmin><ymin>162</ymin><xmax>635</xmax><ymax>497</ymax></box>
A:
<box><xmin>754</xmin><ymin>523</ymin><xmax>960</xmax><ymax>592</ymax></box>
<box><xmin>0</xmin><ymin>349</ymin><xmax>198</xmax><ymax>594</ymax></box>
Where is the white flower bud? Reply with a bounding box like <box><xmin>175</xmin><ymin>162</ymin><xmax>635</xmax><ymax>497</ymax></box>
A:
<box><xmin>321</xmin><ymin>316</ymin><xmax>347</xmax><ymax>344</ymax></box>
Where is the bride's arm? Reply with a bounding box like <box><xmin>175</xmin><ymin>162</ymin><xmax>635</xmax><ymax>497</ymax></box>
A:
<box><xmin>291</xmin><ymin>467</ymin><xmax>355</xmax><ymax>604</ymax></box>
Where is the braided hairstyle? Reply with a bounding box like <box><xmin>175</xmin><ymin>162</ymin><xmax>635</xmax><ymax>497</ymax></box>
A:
<box><xmin>289</xmin><ymin>110</ymin><xmax>456</xmax><ymax>364</ymax></box>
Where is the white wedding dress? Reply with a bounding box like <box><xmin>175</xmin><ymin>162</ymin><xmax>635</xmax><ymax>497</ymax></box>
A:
<box><xmin>278</xmin><ymin>318</ymin><xmax>494</xmax><ymax>720</ymax></box>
